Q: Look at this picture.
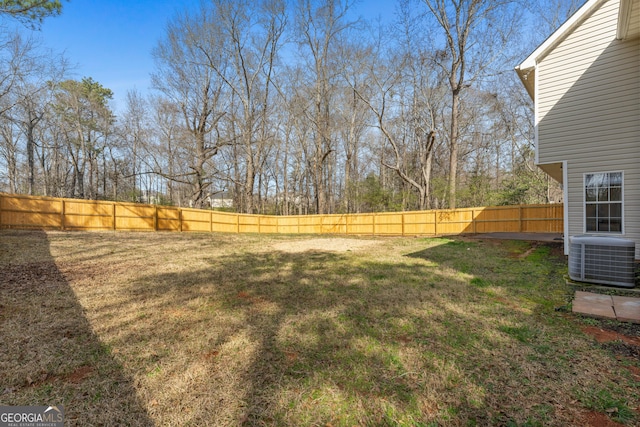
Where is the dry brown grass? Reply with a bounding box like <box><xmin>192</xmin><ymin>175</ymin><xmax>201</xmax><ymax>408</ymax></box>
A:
<box><xmin>0</xmin><ymin>230</ymin><xmax>638</xmax><ymax>426</ymax></box>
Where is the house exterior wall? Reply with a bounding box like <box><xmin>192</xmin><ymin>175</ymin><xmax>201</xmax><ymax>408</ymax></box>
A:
<box><xmin>628</xmin><ymin>1</ymin><xmax>640</xmax><ymax>35</ymax></box>
<box><xmin>536</xmin><ymin>0</ymin><xmax>640</xmax><ymax>258</ymax></box>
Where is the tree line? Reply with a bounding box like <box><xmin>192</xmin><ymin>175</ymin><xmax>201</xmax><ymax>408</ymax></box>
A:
<box><xmin>1</xmin><ymin>0</ymin><xmax>579</xmax><ymax>214</ymax></box>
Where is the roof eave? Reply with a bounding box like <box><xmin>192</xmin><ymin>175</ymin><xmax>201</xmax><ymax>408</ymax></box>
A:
<box><xmin>515</xmin><ymin>65</ymin><xmax>536</xmax><ymax>101</ymax></box>
<box><xmin>515</xmin><ymin>0</ymin><xmax>606</xmax><ymax>99</ymax></box>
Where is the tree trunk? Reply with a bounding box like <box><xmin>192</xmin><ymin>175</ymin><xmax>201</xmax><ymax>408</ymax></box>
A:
<box><xmin>26</xmin><ymin>120</ymin><xmax>35</xmax><ymax>195</ymax></box>
<box><xmin>448</xmin><ymin>90</ymin><xmax>460</xmax><ymax>209</ymax></box>
<box><xmin>424</xmin><ymin>150</ymin><xmax>433</xmax><ymax>210</ymax></box>
<box><xmin>193</xmin><ymin>131</ymin><xmax>208</xmax><ymax>208</ymax></box>
<box><xmin>245</xmin><ymin>158</ymin><xmax>256</xmax><ymax>214</ymax></box>
<box><xmin>314</xmin><ymin>158</ymin><xmax>324</xmax><ymax>214</ymax></box>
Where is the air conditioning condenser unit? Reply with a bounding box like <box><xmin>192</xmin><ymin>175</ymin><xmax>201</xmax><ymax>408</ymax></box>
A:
<box><xmin>568</xmin><ymin>235</ymin><xmax>636</xmax><ymax>288</ymax></box>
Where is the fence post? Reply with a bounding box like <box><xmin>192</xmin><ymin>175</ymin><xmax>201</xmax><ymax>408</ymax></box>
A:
<box><xmin>372</xmin><ymin>213</ymin><xmax>376</xmax><ymax>236</ymax></box>
<box><xmin>179</xmin><ymin>209</ymin><xmax>183</xmax><ymax>232</ymax></box>
<box><xmin>558</xmin><ymin>205</ymin><xmax>563</xmax><ymax>232</ymax></box>
<box><xmin>519</xmin><ymin>205</ymin><xmax>523</xmax><ymax>232</ymax></box>
<box><xmin>210</xmin><ymin>210</ymin><xmax>213</xmax><ymax>233</ymax></box>
<box><xmin>154</xmin><ymin>206</ymin><xmax>158</xmax><ymax>231</ymax></box>
<box><xmin>236</xmin><ymin>214</ymin><xmax>240</xmax><ymax>233</ymax></box>
<box><xmin>434</xmin><ymin>210</ymin><xmax>438</xmax><ymax>236</ymax></box>
<box><xmin>472</xmin><ymin>209</ymin><xmax>476</xmax><ymax>234</ymax></box>
<box><xmin>112</xmin><ymin>203</ymin><xmax>116</xmax><ymax>231</ymax></box>
<box><xmin>401</xmin><ymin>212</ymin><xmax>405</xmax><ymax>236</ymax></box>
<box><xmin>258</xmin><ymin>215</ymin><xmax>262</xmax><ymax>234</ymax></box>
<box><xmin>60</xmin><ymin>199</ymin><xmax>65</xmax><ymax>231</ymax></box>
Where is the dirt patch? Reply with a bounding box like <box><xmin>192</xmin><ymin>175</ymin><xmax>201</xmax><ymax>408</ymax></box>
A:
<box><xmin>514</xmin><ymin>243</ymin><xmax>539</xmax><ymax>259</ymax></box>
<box><xmin>23</xmin><ymin>365</ymin><xmax>94</xmax><ymax>390</ymax></box>
<box><xmin>601</xmin><ymin>341</ymin><xmax>640</xmax><ymax>359</ymax></box>
<box><xmin>626</xmin><ymin>365</ymin><xmax>640</xmax><ymax>381</ymax></box>
<box><xmin>582</xmin><ymin>326</ymin><xmax>640</xmax><ymax>346</ymax></box>
<box><xmin>66</xmin><ymin>365</ymin><xmax>94</xmax><ymax>384</ymax></box>
<box><xmin>272</xmin><ymin>238</ymin><xmax>381</xmax><ymax>253</ymax></box>
<box><xmin>580</xmin><ymin>410</ymin><xmax>627</xmax><ymax>427</ymax></box>
<box><xmin>202</xmin><ymin>350</ymin><xmax>220</xmax><ymax>362</ymax></box>
<box><xmin>283</xmin><ymin>351</ymin><xmax>298</xmax><ymax>364</ymax></box>
<box><xmin>582</xmin><ymin>325</ymin><xmax>640</xmax><ymax>386</ymax></box>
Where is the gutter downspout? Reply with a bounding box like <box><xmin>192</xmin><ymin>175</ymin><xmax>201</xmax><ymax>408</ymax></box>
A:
<box><xmin>563</xmin><ymin>160</ymin><xmax>569</xmax><ymax>255</ymax></box>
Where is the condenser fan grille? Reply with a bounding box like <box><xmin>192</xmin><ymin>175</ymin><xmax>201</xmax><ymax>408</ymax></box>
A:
<box><xmin>569</xmin><ymin>236</ymin><xmax>636</xmax><ymax>288</ymax></box>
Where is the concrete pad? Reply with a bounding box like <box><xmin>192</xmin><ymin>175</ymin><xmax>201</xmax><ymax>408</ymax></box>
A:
<box><xmin>572</xmin><ymin>291</ymin><xmax>616</xmax><ymax>319</ymax></box>
<box><xmin>612</xmin><ymin>296</ymin><xmax>640</xmax><ymax>324</ymax></box>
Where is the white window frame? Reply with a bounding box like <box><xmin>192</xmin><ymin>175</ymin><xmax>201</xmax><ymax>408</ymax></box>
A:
<box><xmin>583</xmin><ymin>171</ymin><xmax>624</xmax><ymax>234</ymax></box>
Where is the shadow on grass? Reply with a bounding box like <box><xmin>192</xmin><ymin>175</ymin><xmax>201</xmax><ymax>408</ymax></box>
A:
<box><xmin>0</xmin><ymin>230</ymin><xmax>153</xmax><ymax>426</ymax></box>
<box><xmin>407</xmin><ymin>238</ymin><xmax>569</xmax><ymax>307</ymax></box>
<box><xmin>110</xmin><ymin>236</ymin><xmax>596</xmax><ymax>426</ymax></box>
<box><xmin>120</xmin><ymin>250</ymin><xmax>445</xmax><ymax>424</ymax></box>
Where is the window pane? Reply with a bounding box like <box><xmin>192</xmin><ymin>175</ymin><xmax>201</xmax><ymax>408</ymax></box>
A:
<box><xmin>610</xmin><ymin>218</ymin><xmax>622</xmax><ymax>232</ymax></box>
<box><xmin>609</xmin><ymin>172</ymin><xmax>622</xmax><ymax>186</ymax></box>
<box><xmin>586</xmin><ymin>218</ymin><xmax>597</xmax><ymax>232</ymax></box>
<box><xmin>585</xmin><ymin>173</ymin><xmax>595</xmax><ymax>186</ymax></box>
<box><xmin>586</xmin><ymin>173</ymin><xmax>606</xmax><ymax>188</ymax></box>
<box><xmin>586</xmin><ymin>187</ymin><xmax>597</xmax><ymax>202</ymax></box>
<box><xmin>598</xmin><ymin>220</ymin><xmax>609</xmax><ymax>232</ymax></box>
<box><xmin>610</xmin><ymin>187</ymin><xmax>622</xmax><ymax>201</ymax></box>
<box><xmin>610</xmin><ymin>203</ymin><xmax>622</xmax><ymax>217</ymax></box>
<box><xmin>598</xmin><ymin>187</ymin><xmax>609</xmax><ymax>201</ymax></box>
<box><xmin>598</xmin><ymin>204</ymin><xmax>609</xmax><ymax>217</ymax></box>
<box><xmin>586</xmin><ymin>204</ymin><xmax>596</xmax><ymax>217</ymax></box>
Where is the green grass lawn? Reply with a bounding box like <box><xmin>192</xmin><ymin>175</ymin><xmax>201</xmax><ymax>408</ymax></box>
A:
<box><xmin>0</xmin><ymin>230</ymin><xmax>638</xmax><ymax>426</ymax></box>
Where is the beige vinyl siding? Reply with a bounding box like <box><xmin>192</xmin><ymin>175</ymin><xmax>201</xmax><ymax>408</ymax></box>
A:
<box><xmin>537</xmin><ymin>0</ymin><xmax>638</xmax><ymax>164</ymax></box>
<box><xmin>536</xmin><ymin>0</ymin><xmax>640</xmax><ymax>258</ymax></box>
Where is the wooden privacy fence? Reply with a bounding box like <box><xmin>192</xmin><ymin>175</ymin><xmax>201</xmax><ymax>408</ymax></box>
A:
<box><xmin>0</xmin><ymin>193</ymin><xmax>563</xmax><ymax>236</ymax></box>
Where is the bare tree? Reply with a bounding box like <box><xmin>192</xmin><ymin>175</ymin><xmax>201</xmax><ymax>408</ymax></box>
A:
<box><xmin>13</xmin><ymin>50</ymin><xmax>67</xmax><ymax>195</ymax></box>
<box><xmin>335</xmin><ymin>35</ymin><xmax>373</xmax><ymax>213</ymax></box>
<box><xmin>422</xmin><ymin>0</ymin><xmax>520</xmax><ymax>208</ymax></box>
<box><xmin>348</xmin><ymin>6</ymin><xmax>443</xmax><ymax>211</ymax></box>
<box><xmin>294</xmin><ymin>0</ymin><xmax>357</xmax><ymax>214</ymax></box>
<box><xmin>353</xmin><ymin>65</ymin><xmax>438</xmax><ymax>211</ymax></box>
<box><xmin>0</xmin><ymin>31</ymin><xmax>38</xmax><ymax>116</ymax></box>
<box><xmin>202</xmin><ymin>0</ymin><xmax>286</xmax><ymax>213</ymax></box>
<box><xmin>152</xmin><ymin>7</ymin><xmax>227</xmax><ymax>207</ymax></box>
<box><xmin>0</xmin><ymin>110</ymin><xmax>19</xmax><ymax>192</ymax></box>
<box><xmin>119</xmin><ymin>89</ymin><xmax>151</xmax><ymax>201</ymax></box>
<box><xmin>145</xmin><ymin>96</ymin><xmax>186</xmax><ymax>203</ymax></box>
<box><xmin>526</xmin><ymin>0</ymin><xmax>584</xmax><ymax>42</ymax></box>
<box><xmin>0</xmin><ymin>30</ymin><xmax>68</xmax><ymax>195</ymax></box>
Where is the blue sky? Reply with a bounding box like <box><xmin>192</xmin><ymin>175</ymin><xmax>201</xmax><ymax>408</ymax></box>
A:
<box><xmin>30</xmin><ymin>0</ymin><xmax>394</xmax><ymax>113</ymax></box>
<box><xmin>37</xmin><ymin>0</ymin><xmax>198</xmax><ymax>111</ymax></box>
